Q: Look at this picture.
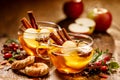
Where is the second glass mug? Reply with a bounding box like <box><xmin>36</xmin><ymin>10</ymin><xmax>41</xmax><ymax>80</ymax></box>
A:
<box><xmin>48</xmin><ymin>33</ymin><xmax>94</xmax><ymax>74</ymax></box>
<box><xmin>18</xmin><ymin>21</ymin><xmax>60</xmax><ymax>60</ymax></box>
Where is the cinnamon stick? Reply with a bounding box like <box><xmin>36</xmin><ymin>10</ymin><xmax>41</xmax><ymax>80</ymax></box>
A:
<box><xmin>27</xmin><ymin>11</ymin><xmax>38</xmax><ymax>29</ymax></box>
<box><xmin>57</xmin><ymin>30</ymin><xmax>67</xmax><ymax>42</ymax></box>
<box><xmin>21</xmin><ymin>17</ymin><xmax>32</xmax><ymax>29</ymax></box>
<box><xmin>62</xmin><ymin>28</ymin><xmax>71</xmax><ymax>40</ymax></box>
<box><xmin>50</xmin><ymin>32</ymin><xmax>63</xmax><ymax>45</ymax></box>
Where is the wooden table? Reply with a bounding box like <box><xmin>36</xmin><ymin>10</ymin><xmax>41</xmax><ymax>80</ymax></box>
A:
<box><xmin>0</xmin><ymin>0</ymin><xmax>120</xmax><ymax>80</ymax></box>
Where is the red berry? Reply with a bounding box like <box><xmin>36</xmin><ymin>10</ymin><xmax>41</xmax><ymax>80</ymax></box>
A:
<box><xmin>104</xmin><ymin>56</ymin><xmax>111</xmax><ymax>61</ymax></box>
<box><xmin>12</xmin><ymin>42</ymin><xmax>15</xmax><ymax>46</ymax></box>
<box><xmin>102</xmin><ymin>60</ymin><xmax>106</xmax><ymax>65</ymax></box>
<box><xmin>13</xmin><ymin>48</ymin><xmax>17</xmax><ymax>51</ymax></box>
<box><xmin>95</xmin><ymin>61</ymin><xmax>102</xmax><ymax>66</ymax></box>
<box><xmin>9</xmin><ymin>44</ymin><xmax>13</xmax><ymax>48</ymax></box>
<box><xmin>3</xmin><ymin>44</ymin><xmax>8</xmax><ymax>48</ymax></box>
<box><xmin>14</xmin><ymin>44</ymin><xmax>19</xmax><ymax>49</ymax></box>
<box><xmin>100</xmin><ymin>66</ymin><xmax>108</xmax><ymax>71</ymax></box>
<box><xmin>4</xmin><ymin>53</ymin><xmax>12</xmax><ymax>59</ymax></box>
<box><xmin>20</xmin><ymin>46</ymin><xmax>23</xmax><ymax>50</ymax></box>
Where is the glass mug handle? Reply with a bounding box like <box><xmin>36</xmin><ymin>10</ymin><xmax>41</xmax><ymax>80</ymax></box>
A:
<box><xmin>35</xmin><ymin>32</ymin><xmax>51</xmax><ymax>60</ymax></box>
<box><xmin>36</xmin><ymin>46</ymin><xmax>50</xmax><ymax>60</ymax></box>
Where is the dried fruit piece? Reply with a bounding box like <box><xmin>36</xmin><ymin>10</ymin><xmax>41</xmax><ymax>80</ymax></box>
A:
<box><xmin>0</xmin><ymin>65</ymin><xmax>4</xmax><ymax>69</ymax></box>
<box><xmin>20</xmin><ymin>63</ymin><xmax>49</xmax><ymax>77</ymax></box>
<box><xmin>0</xmin><ymin>60</ymin><xmax>9</xmax><ymax>65</ymax></box>
<box><xmin>11</xmin><ymin>56</ymin><xmax>35</xmax><ymax>69</ymax></box>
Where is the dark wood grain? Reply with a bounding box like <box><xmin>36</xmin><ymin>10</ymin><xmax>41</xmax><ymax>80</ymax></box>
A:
<box><xmin>92</xmin><ymin>32</ymin><xmax>114</xmax><ymax>53</ymax></box>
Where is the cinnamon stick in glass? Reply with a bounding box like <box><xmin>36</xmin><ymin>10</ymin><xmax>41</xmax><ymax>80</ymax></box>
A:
<box><xmin>21</xmin><ymin>17</ymin><xmax>32</xmax><ymax>29</ymax></box>
<box><xmin>57</xmin><ymin>30</ymin><xmax>67</xmax><ymax>42</ymax></box>
<box><xmin>27</xmin><ymin>11</ymin><xmax>38</xmax><ymax>29</ymax></box>
<box><xmin>50</xmin><ymin>32</ymin><xmax>63</xmax><ymax>45</ymax></box>
<box><xmin>62</xmin><ymin>28</ymin><xmax>71</xmax><ymax>40</ymax></box>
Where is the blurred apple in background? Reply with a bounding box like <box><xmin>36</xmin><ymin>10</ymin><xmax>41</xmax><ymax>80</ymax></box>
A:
<box><xmin>68</xmin><ymin>18</ymin><xmax>96</xmax><ymax>35</ymax></box>
<box><xmin>87</xmin><ymin>8</ymin><xmax>112</xmax><ymax>32</ymax></box>
<box><xmin>63</xmin><ymin>0</ymin><xmax>84</xmax><ymax>19</ymax></box>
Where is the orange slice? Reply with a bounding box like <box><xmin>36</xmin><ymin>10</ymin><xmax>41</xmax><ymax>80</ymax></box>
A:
<box><xmin>62</xmin><ymin>41</ymin><xmax>93</xmax><ymax>69</ymax></box>
<box><xmin>64</xmin><ymin>50</ymin><xmax>93</xmax><ymax>69</ymax></box>
<box><xmin>23</xmin><ymin>28</ymin><xmax>39</xmax><ymax>48</ymax></box>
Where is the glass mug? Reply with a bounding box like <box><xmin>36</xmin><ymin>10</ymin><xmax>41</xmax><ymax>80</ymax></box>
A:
<box><xmin>18</xmin><ymin>21</ymin><xmax>60</xmax><ymax>60</ymax></box>
<box><xmin>48</xmin><ymin>33</ymin><xmax>94</xmax><ymax>74</ymax></box>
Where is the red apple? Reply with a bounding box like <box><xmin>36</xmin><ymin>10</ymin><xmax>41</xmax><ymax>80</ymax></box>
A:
<box><xmin>63</xmin><ymin>0</ymin><xmax>84</xmax><ymax>19</ymax></box>
<box><xmin>87</xmin><ymin>8</ymin><xmax>112</xmax><ymax>32</ymax></box>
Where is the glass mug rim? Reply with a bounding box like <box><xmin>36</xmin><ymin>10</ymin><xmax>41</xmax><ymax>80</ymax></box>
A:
<box><xmin>18</xmin><ymin>21</ymin><xmax>60</xmax><ymax>35</ymax></box>
<box><xmin>50</xmin><ymin>33</ymin><xmax>94</xmax><ymax>48</ymax></box>
<box><xmin>18</xmin><ymin>21</ymin><xmax>60</xmax><ymax>60</ymax></box>
<box><xmin>49</xmin><ymin>33</ymin><xmax>94</xmax><ymax>56</ymax></box>
<box><xmin>49</xmin><ymin>33</ymin><xmax>94</xmax><ymax>74</ymax></box>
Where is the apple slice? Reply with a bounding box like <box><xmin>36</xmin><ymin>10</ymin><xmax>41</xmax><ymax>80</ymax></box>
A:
<box><xmin>69</xmin><ymin>23</ymin><xmax>90</xmax><ymax>34</ymax></box>
<box><xmin>40</xmin><ymin>28</ymin><xmax>50</xmax><ymax>33</ymax></box>
<box><xmin>39</xmin><ymin>28</ymin><xmax>51</xmax><ymax>38</ymax></box>
<box><xmin>62</xmin><ymin>41</ymin><xmax>77</xmax><ymax>54</ymax></box>
<box><xmin>24</xmin><ymin>28</ymin><xmax>38</xmax><ymax>39</ymax></box>
<box><xmin>68</xmin><ymin>18</ymin><xmax>95</xmax><ymax>34</ymax></box>
<box><xmin>23</xmin><ymin>28</ymin><xmax>39</xmax><ymax>48</ymax></box>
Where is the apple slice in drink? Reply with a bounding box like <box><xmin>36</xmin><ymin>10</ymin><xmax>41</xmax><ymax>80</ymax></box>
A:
<box><xmin>23</xmin><ymin>28</ymin><xmax>53</xmax><ymax>48</ymax></box>
<box><xmin>62</xmin><ymin>41</ymin><xmax>93</xmax><ymax>69</ymax></box>
<box><xmin>68</xmin><ymin>18</ymin><xmax>95</xmax><ymax>34</ymax></box>
<box><xmin>62</xmin><ymin>41</ymin><xmax>77</xmax><ymax>54</ymax></box>
<box><xmin>23</xmin><ymin>28</ymin><xmax>39</xmax><ymax>48</ymax></box>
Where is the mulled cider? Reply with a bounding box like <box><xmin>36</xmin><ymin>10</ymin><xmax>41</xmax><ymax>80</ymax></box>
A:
<box><xmin>49</xmin><ymin>33</ymin><xmax>94</xmax><ymax>73</ymax></box>
<box><xmin>18</xmin><ymin>20</ymin><xmax>59</xmax><ymax>60</ymax></box>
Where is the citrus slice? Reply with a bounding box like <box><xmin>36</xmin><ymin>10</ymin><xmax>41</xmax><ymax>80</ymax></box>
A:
<box><xmin>24</xmin><ymin>28</ymin><xmax>38</xmax><ymax>39</ymax></box>
<box><xmin>65</xmin><ymin>51</ymin><xmax>93</xmax><ymax>69</ymax></box>
<box><xmin>39</xmin><ymin>28</ymin><xmax>50</xmax><ymax>38</ymax></box>
<box><xmin>62</xmin><ymin>41</ymin><xmax>93</xmax><ymax>69</ymax></box>
<box><xmin>23</xmin><ymin>28</ymin><xmax>39</xmax><ymax>48</ymax></box>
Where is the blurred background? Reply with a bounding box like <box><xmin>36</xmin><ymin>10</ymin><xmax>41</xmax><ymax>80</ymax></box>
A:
<box><xmin>0</xmin><ymin>0</ymin><xmax>120</xmax><ymax>39</ymax></box>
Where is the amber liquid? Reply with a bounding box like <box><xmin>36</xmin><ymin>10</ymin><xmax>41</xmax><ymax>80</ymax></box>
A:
<box><xmin>18</xmin><ymin>34</ymin><xmax>48</xmax><ymax>57</ymax></box>
<box><xmin>49</xmin><ymin>46</ymin><xmax>94</xmax><ymax>74</ymax></box>
<box><xmin>18</xmin><ymin>27</ymin><xmax>57</xmax><ymax>58</ymax></box>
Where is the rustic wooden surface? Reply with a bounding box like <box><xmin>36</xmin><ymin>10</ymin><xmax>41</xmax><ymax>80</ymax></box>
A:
<box><xmin>0</xmin><ymin>34</ymin><xmax>115</xmax><ymax>80</ymax></box>
<box><xmin>0</xmin><ymin>0</ymin><xmax>120</xmax><ymax>80</ymax></box>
